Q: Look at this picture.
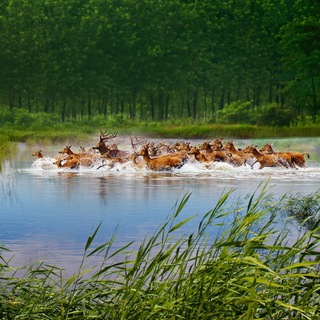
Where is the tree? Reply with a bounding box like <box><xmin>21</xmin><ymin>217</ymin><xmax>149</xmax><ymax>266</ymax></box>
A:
<box><xmin>280</xmin><ymin>0</ymin><xmax>320</xmax><ymax>122</ymax></box>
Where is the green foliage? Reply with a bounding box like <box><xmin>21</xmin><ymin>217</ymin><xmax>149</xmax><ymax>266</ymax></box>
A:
<box><xmin>0</xmin><ymin>107</ymin><xmax>15</xmax><ymax>126</ymax></box>
<box><xmin>284</xmin><ymin>190</ymin><xmax>320</xmax><ymax>230</ymax></box>
<box><xmin>1</xmin><ymin>187</ymin><xmax>320</xmax><ymax>319</ymax></box>
<box><xmin>255</xmin><ymin>104</ymin><xmax>295</xmax><ymax>127</ymax></box>
<box><xmin>0</xmin><ymin>107</ymin><xmax>60</xmax><ymax>129</ymax></box>
<box><xmin>215</xmin><ymin>101</ymin><xmax>255</xmax><ymax>124</ymax></box>
<box><xmin>0</xmin><ymin>0</ymin><xmax>318</xmax><ymax>123</ymax></box>
<box><xmin>0</xmin><ymin>132</ymin><xmax>16</xmax><ymax>171</ymax></box>
<box><xmin>213</xmin><ymin>102</ymin><xmax>295</xmax><ymax>127</ymax></box>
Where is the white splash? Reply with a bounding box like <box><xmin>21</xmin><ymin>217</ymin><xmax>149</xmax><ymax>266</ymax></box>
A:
<box><xmin>25</xmin><ymin>154</ymin><xmax>320</xmax><ymax>184</ymax></box>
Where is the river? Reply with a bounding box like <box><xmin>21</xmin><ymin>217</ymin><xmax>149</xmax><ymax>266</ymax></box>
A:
<box><xmin>1</xmin><ymin>136</ymin><xmax>319</xmax><ymax>277</ymax></box>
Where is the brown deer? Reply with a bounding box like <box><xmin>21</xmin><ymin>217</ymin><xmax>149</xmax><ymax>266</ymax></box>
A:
<box><xmin>188</xmin><ymin>147</ymin><xmax>211</xmax><ymax>163</ymax></box>
<box><xmin>209</xmin><ymin>138</ymin><xmax>224</xmax><ymax>151</ymax></box>
<box><xmin>32</xmin><ymin>150</ymin><xmax>43</xmax><ymax>158</ymax></box>
<box><xmin>198</xmin><ymin>142</ymin><xmax>231</xmax><ymax>163</ymax></box>
<box><xmin>251</xmin><ymin>147</ymin><xmax>290</xmax><ymax>170</ymax></box>
<box><xmin>58</xmin><ymin>145</ymin><xmax>99</xmax><ymax>168</ymax></box>
<box><xmin>55</xmin><ymin>155</ymin><xmax>80</xmax><ymax>169</ymax></box>
<box><xmin>135</xmin><ymin>145</ymin><xmax>187</xmax><ymax>171</ymax></box>
<box><xmin>93</xmin><ymin>131</ymin><xmax>130</xmax><ymax>164</ymax></box>
<box><xmin>259</xmin><ymin>143</ymin><xmax>309</xmax><ymax>168</ymax></box>
<box><xmin>223</xmin><ymin>141</ymin><xmax>258</xmax><ymax>167</ymax></box>
<box><xmin>93</xmin><ymin>131</ymin><xmax>117</xmax><ymax>154</ymax></box>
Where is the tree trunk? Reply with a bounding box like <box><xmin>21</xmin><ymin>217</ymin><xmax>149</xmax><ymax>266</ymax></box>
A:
<box><xmin>268</xmin><ymin>80</ymin><xmax>273</xmax><ymax>103</ymax></box>
<box><xmin>219</xmin><ymin>89</ymin><xmax>225</xmax><ymax>110</ymax></box>
<box><xmin>186</xmin><ymin>90</ymin><xmax>191</xmax><ymax>117</ymax></box>
<box><xmin>311</xmin><ymin>75</ymin><xmax>318</xmax><ymax>123</ymax></box>
<box><xmin>227</xmin><ymin>89</ymin><xmax>231</xmax><ymax>105</ymax></box>
<box><xmin>211</xmin><ymin>88</ymin><xmax>215</xmax><ymax>115</ymax></box>
<box><xmin>192</xmin><ymin>90</ymin><xmax>198</xmax><ymax>120</ymax></box>
<box><xmin>87</xmin><ymin>95</ymin><xmax>92</xmax><ymax>118</ymax></box>
<box><xmin>61</xmin><ymin>96</ymin><xmax>66</xmax><ymax>123</ymax></box>
<box><xmin>158</xmin><ymin>93</ymin><xmax>164</xmax><ymax>121</ymax></box>
<box><xmin>27</xmin><ymin>91</ymin><xmax>31</xmax><ymax>112</ymax></box>
<box><xmin>130</xmin><ymin>90</ymin><xmax>136</xmax><ymax>119</ymax></box>
<box><xmin>103</xmin><ymin>96</ymin><xmax>108</xmax><ymax>117</ymax></box>
<box><xmin>150</xmin><ymin>93</ymin><xmax>154</xmax><ymax>120</ymax></box>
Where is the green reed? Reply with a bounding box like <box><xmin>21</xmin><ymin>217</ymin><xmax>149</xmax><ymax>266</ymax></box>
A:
<box><xmin>0</xmin><ymin>133</ymin><xmax>16</xmax><ymax>172</ymax></box>
<box><xmin>1</xmin><ymin>186</ymin><xmax>320</xmax><ymax>319</ymax></box>
<box><xmin>283</xmin><ymin>190</ymin><xmax>320</xmax><ymax>230</ymax></box>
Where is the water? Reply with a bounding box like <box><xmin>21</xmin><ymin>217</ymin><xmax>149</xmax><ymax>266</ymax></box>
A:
<box><xmin>1</xmin><ymin>137</ymin><xmax>320</xmax><ymax>277</ymax></box>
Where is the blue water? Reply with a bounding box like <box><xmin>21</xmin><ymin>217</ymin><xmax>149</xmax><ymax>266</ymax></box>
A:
<box><xmin>1</xmin><ymin>137</ymin><xmax>319</xmax><ymax>277</ymax></box>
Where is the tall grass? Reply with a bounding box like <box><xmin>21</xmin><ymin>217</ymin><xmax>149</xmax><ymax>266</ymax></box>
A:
<box><xmin>2</xmin><ymin>119</ymin><xmax>320</xmax><ymax>144</ymax></box>
<box><xmin>0</xmin><ymin>133</ymin><xmax>16</xmax><ymax>172</ymax></box>
<box><xmin>139</xmin><ymin>123</ymin><xmax>320</xmax><ymax>139</ymax></box>
<box><xmin>284</xmin><ymin>190</ymin><xmax>320</xmax><ymax>230</ymax></box>
<box><xmin>1</xmin><ymin>186</ymin><xmax>320</xmax><ymax>319</ymax></box>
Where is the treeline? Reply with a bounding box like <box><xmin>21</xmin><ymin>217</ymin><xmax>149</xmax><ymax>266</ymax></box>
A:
<box><xmin>0</xmin><ymin>0</ymin><xmax>319</xmax><ymax>125</ymax></box>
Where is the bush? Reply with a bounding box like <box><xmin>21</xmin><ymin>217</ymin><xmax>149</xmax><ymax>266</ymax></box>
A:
<box><xmin>0</xmin><ymin>107</ymin><xmax>15</xmax><ymax>126</ymax></box>
<box><xmin>255</xmin><ymin>103</ymin><xmax>295</xmax><ymax>127</ymax></box>
<box><xmin>284</xmin><ymin>190</ymin><xmax>320</xmax><ymax>229</ymax></box>
<box><xmin>214</xmin><ymin>101</ymin><xmax>255</xmax><ymax>124</ymax></box>
<box><xmin>213</xmin><ymin>102</ymin><xmax>295</xmax><ymax>127</ymax></box>
<box><xmin>30</xmin><ymin>112</ymin><xmax>60</xmax><ymax>129</ymax></box>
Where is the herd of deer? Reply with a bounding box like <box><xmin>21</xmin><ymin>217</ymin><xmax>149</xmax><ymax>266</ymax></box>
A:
<box><xmin>32</xmin><ymin>131</ymin><xmax>310</xmax><ymax>171</ymax></box>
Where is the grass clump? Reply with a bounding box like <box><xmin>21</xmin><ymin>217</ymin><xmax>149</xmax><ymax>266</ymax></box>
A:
<box><xmin>1</xmin><ymin>186</ymin><xmax>320</xmax><ymax>319</ymax></box>
<box><xmin>0</xmin><ymin>133</ymin><xmax>16</xmax><ymax>172</ymax></box>
<box><xmin>284</xmin><ymin>190</ymin><xmax>320</xmax><ymax>230</ymax></box>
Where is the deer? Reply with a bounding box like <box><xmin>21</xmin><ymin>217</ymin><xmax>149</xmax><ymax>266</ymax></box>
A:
<box><xmin>59</xmin><ymin>145</ymin><xmax>77</xmax><ymax>156</ymax></box>
<box><xmin>223</xmin><ymin>141</ymin><xmax>255</xmax><ymax>166</ymax></box>
<box><xmin>33</xmin><ymin>149</ymin><xmax>65</xmax><ymax>163</ymax></box>
<box><xmin>55</xmin><ymin>155</ymin><xmax>80</xmax><ymax>169</ymax></box>
<box><xmin>198</xmin><ymin>142</ymin><xmax>231</xmax><ymax>163</ymax></box>
<box><xmin>93</xmin><ymin>131</ymin><xmax>129</xmax><ymax>163</ymax></box>
<box><xmin>188</xmin><ymin>147</ymin><xmax>211</xmax><ymax>163</ymax></box>
<box><xmin>93</xmin><ymin>131</ymin><xmax>117</xmax><ymax>154</ymax></box>
<box><xmin>169</xmin><ymin>142</ymin><xmax>192</xmax><ymax>154</ymax></box>
<box><xmin>32</xmin><ymin>150</ymin><xmax>44</xmax><ymax>158</ymax></box>
<box><xmin>250</xmin><ymin>147</ymin><xmax>290</xmax><ymax>170</ymax></box>
<box><xmin>135</xmin><ymin>145</ymin><xmax>187</xmax><ymax>171</ymax></box>
<box><xmin>259</xmin><ymin>143</ymin><xmax>309</xmax><ymax>168</ymax></box>
<box><xmin>58</xmin><ymin>145</ymin><xmax>99</xmax><ymax>168</ymax></box>
<box><xmin>209</xmin><ymin>138</ymin><xmax>224</xmax><ymax>151</ymax></box>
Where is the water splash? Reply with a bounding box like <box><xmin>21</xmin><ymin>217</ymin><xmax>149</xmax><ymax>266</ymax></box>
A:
<box><xmin>24</xmin><ymin>155</ymin><xmax>320</xmax><ymax>184</ymax></box>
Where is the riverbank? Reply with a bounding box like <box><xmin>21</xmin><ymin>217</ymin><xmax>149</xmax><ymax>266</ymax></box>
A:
<box><xmin>1</xmin><ymin>122</ymin><xmax>320</xmax><ymax>142</ymax></box>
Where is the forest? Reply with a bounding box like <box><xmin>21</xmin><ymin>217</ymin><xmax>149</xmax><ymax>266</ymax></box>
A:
<box><xmin>0</xmin><ymin>0</ymin><xmax>319</xmax><ymax>126</ymax></box>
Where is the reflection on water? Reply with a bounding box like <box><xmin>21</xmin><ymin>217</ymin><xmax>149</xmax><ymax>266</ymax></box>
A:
<box><xmin>1</xmin><ymin>138</ymin><xmax>320</xmax><ymax>277</ymax></box>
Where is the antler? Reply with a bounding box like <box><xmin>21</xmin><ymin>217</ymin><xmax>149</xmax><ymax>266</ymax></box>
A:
<box><xmin>130</xmin><ymin>136</ymin><xmax>146</xmax><ymax>149</ymax></box>
<box><xmin>99</xmin><ymin>130</ymin><xmax>117</xmax><ymax>141</ymax></box>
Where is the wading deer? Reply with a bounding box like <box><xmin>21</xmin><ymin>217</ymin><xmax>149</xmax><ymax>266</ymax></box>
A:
<box><xmin>55</xmin><ymin>155</ymin><xmax>80</xmax><ymax>169</ymax></box>
<box><xmin>135</xmin><ymin>145</ymin><xmax>187</xmax><ymax>171</ymax></box>
<box><xmin>260</xmin><ymin>143</ymin><xmax>309</xmax><ymax>168</ymax></box>
<box><xmin>58</xmin><ymin>145</ymin><xmax>99</xmax><ymax>168</ymax></box>
<box><xmin>250</xmin><ymin>147</ymin><xmax>290</xmax><ymax>170</ymax></box>
<box><xmin>32</xmin><ymin>150</ymin><xmax>43</xmax><ymax>158</ymax></box>
<box><xmin>223</xmin><ymin>141</ymin><xmax>254</xmax><ymax>166</ymax></box>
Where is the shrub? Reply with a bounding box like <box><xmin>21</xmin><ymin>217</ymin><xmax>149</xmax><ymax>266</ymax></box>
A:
<box><xmin>255</xmin><ymin>103</ymin><xmax>295</xmax><ymax>127</ymax></box>
<box><xmin>214</xmin><ymin>101</ymin><xmax>255</xmax><ymax>124</ymax></box>
<box><xmin>0</xmin><ymin>107</ymin><xmax>15</xmax><ymax>126</ymax></box>
<box><xmin>284</xmin><ymin>190</ymin><xmax>320</xmax><ymax>229</ymax></box>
